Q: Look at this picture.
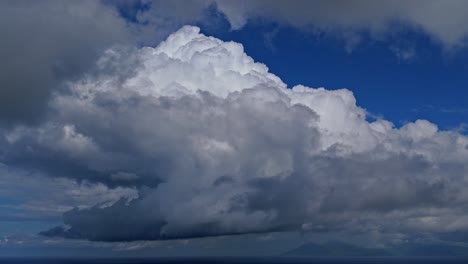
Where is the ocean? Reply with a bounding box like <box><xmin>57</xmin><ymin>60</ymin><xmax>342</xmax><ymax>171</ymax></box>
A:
<box><xmin>2</xmin><ymin>257</ymin><xmax>468</xmax><ymax>264</ymax></box>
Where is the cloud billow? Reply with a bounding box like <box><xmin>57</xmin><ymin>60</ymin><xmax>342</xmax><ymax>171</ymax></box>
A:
<box><xmin>2</xmin><ymin>26</ymin><xmax>468</xmax><ymax>241</ymax></box>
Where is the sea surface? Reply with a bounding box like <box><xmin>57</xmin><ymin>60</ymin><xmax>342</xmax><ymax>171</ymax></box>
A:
<box><xmin>2</xmin><ymin>257</ymin><xmax>468</xmax><ymax>264</ymax></box>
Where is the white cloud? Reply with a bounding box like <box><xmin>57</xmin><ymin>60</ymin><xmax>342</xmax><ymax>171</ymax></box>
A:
<box><xmin>1</xmin><ymin>26</ymin><xmax>468</xmax><ymax>241</ymax></box>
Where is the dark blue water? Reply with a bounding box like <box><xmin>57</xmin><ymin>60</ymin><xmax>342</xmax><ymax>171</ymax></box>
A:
<box><xmin>2</xmin><ymin>258</ymin><xmax>468</xmax><ymax>264</ymax></box>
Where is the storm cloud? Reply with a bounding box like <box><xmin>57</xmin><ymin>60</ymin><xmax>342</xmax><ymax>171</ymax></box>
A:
<box><xmin>1</xmin><ymin>26</ymin><xmax>467</xmax><ymax>241</ymax></box>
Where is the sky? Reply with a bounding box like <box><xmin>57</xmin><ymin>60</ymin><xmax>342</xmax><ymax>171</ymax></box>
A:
<box><xmin>1</xmin><ymin>0</ymin><xmax>468</xmax><ymax>257</ymax></box>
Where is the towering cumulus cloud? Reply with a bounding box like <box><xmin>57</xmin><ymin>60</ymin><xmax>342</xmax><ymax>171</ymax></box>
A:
<box><xmin>3</xmin><ymin>26</ymin><xmax>468</xmax><ymax>241</ymax></box>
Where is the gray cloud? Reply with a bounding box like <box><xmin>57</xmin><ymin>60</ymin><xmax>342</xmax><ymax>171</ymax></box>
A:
<box><xmin>1</xmin><ymin>26</ymin><xmax>466</xmax><ymax>241</ymax></box>
<box><xmin>129</xmin><ymin>0</ymin><xmax>468</xmax><ymax>49</ymax></box>
<box><xmin>133</xmin><ymin>0</ymin><xmax>468</xmax><ymax>49</ymax></box>
<box><xmin>214</xmin><ymin>0</ymin><xmax>468</xmax><ymax>48</ymax></box>
<box><xmin>0</xmin><ymin>163</ymin><xmax>137</xmax><ymax>222</ymax></box>
<box><xmin>0</xmin><ymin>0</ymin><xmax>129</xmax><ymax>124</ymax></box>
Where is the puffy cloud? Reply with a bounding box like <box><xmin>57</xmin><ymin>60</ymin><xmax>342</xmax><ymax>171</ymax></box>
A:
<box><xmin>1</xmin><ymin>26</ymin><xmax>468</xmax><ymax>241</ymax></box>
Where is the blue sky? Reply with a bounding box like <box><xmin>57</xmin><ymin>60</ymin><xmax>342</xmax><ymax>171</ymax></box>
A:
<box><xmin>2</xmin><ymin>0</ymin><xmax>468</xmax><ymax>257</ymax></box>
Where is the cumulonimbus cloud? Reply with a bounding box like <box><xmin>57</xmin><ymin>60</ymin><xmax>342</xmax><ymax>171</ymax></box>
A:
<box><xmin>2</xmin><ymin>26</ymin><xmax>468</xmax><ymax>241</ymax></box>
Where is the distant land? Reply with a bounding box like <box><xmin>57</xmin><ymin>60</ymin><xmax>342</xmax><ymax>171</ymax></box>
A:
<box><xmin>283</xmin><ymin>241</ymin><xmax>468</xmax><ymax>257</ymax></box>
